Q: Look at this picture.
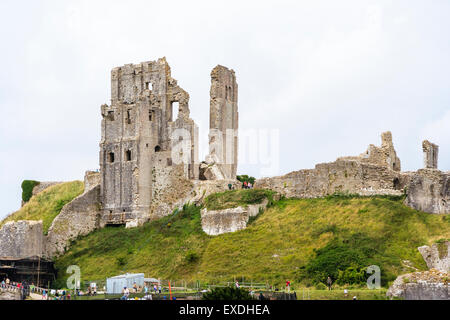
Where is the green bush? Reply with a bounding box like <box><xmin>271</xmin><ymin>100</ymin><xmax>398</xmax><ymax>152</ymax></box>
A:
<box><xmin>202</xmin><ymin>287</ymin><xmax>255</xmax><ymax>300</ymax></box>
<box><xmin>237</xmin><ymin>175</ymin><xmax>256</xmax><ymax>185</ymax></box>
<box><xmin>21</xmin><ymin>180</ymin><xmax>40</xmax><ymax>203</ymax></box>
<box><xmin>186</xmin><ymin>251</ymin><xmax>199</xmax><ymax>263</ymax></box>
<box><xmin>304</xmin><ymin>233</ymin><xmax>377</xmax><ymax>285</ymax></box>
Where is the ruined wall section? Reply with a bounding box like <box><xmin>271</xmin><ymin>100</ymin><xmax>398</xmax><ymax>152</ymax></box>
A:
<box><xmin>208</xmin><ymin>65</ymin><xmax>238</xmax><ymax>180</ymax></box>
<box><xmin>100</xmin><ymin>57</ymin><xmax>198</xmax><ymax>226</ymax></box>
<box><xmin>339</xmin><ymin>131</ymin><xmax>401</xmax><ymax>172</ymax></box>
<box><xmin>405</xmin><ymin>169</ymin><xmax>450</xmax><ymax>214</ymax></box>
<box><xmin>46</xmin><ymin>184</ymin><xmax>101</xmax><ymax>258</ymax></box>
<box><xmin>0</xmin><ymin>221</ymin><xmax>44</xmax><ymax>258</ymax></box>
<box><xmin>423</xmin><ymin>140</ymin><xmax>439</xmax><ymax>169</ymax></box>
<box><xmin>256</xmin><ymin>160</ymin><xmax>405</xmax><ymax>199</ymax></box>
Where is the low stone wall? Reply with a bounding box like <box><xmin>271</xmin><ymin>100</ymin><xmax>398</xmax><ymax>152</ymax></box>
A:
<box><xmin>45</xmin><ymin>185</ymin><xmax>101</xmax><ymax>258</ymax></box>
<box><xmin>418</xmin><ymin>241</ymin><xmax>450</xmax><ymax>272</ymax></box>
<box><xmin>387</xmin><ymin>271</ymin><xmax>449</xmax><ymax>300</ymax></box>
<box><xmin>201</xmin><ymin>199</ymin><xmax>268</xmax><ymax>236</ymax></box>
<box><xmin>0</xmin><ymin>220</ymin><xmax>44</xmax><ymax>258</ymax></box>
<box><xmin>405</xmin><ymin>169</ymin><xmax>450</xmax><ymax>214</ymax></box>
<box><xmin>255</xmin><ymin>159</ymin><xmax>405</xmax><ymax>199</ymax></box>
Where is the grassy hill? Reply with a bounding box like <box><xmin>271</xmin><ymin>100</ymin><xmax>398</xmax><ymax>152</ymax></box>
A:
<box><xmin>53</xmin><ymin>191</ymin><xmax>450</xmax><ymax>289</ymax></box>
<box><xmin>0</xmin><ymin>181</ymin><xmax>84</xmax><ymax>234</ymax></box>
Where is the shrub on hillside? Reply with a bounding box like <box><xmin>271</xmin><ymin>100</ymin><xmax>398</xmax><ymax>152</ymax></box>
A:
<box><xmin>21</xmin><ymin>180</ymin><xmax>40</xmax><ymax>203</ymax></box>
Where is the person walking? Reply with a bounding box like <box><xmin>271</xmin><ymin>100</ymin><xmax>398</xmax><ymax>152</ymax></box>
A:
<box><xmin>327</xmin><ymin>276</ymin><xmax>332</xmax><ymax>291</ymax></box>
<box><xmin>286</xmin><ymin>280</ymin><xmax>291</xmax><ymax>293</ymax></box>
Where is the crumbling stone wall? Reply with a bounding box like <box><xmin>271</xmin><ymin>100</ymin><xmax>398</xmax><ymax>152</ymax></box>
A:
<box><xmin>99</xmin><ymin>58</ymin><xmax>199</xmax><ymax>226</ymax></box>
<box><xmin>201</xmin><ymin>199</ymin><xmax>268</xmax><ymax>236</ymax></box>
<box><xmin>418</xmin><ymin>241</ymin><xmax>450</xmax><ymax>272</ymax></box>
<box><xmin>423</xmin><ymin>140</ymin><xmax>439</xmax><ymax>169</ymax></box>
<box><xmin>338</xmin><ymin>131</ymin><xmax>401</xmax><ymax>172</ymax></box>
<box><xmin>45</xmin><ymin>185</ymin><xmax>101</xmax><ymax>258</ymax></box>
<box><xmin>207</xmin><ymin>65</ymin><xmax>239</xmax><ymax>180</ymax></box>
<box><xmin>84</xmin><ymin>171</ymin><xmax>100</xmax><ymax>191</ymax></box>
<box><xmin>255</xmin><ymin>132</ymin><xmax>406</xmax><ymax>199</ymax></box>
<box><xmin>0</xmin><ymin>221</ymin><xmax>44</xmax><ymax>258</ymax></box>
<box><xmin>405</xmin><ymin>169</ymin><xmax>450</xmax><ymax>214</ymax></box>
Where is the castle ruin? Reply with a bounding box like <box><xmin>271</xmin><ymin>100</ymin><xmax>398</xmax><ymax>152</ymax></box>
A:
<box><xmin>99</xmin><ymin>58</ymin><xmax>238</xmax><ymax>226</ymax></box>
<box><xmin>1</xmin><ymin>58</ymin><xmax>448</xmax><ymax>262</ymax></box>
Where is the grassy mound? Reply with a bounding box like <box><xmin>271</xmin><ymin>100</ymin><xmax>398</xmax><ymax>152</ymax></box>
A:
<box><xmin>204</xmin><ymin>189</ymin><xmax>273</xmax><ymax>210</ymax></box>
<box><xmin>0</xmin><ymin>181</ymin><xmax>84</xmax><ymax>234</ymax></box>
<box><xmin>54</xmin><ymin>193</ymin><xmax>450</xmax><ymax>289</ymax></box>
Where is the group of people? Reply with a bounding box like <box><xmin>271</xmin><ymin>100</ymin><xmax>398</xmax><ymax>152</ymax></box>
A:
<box><xmin>242</xmin><ymin>181</ymin><xmax>253</xmax><ymax>189</ymax></box>
<box><xmin>121</xmin><ymin>283</ymin><xmax>162</xmax><ymax>300</ymax></box>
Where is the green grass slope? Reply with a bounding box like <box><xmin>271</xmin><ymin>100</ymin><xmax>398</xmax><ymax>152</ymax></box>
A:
<box><xmin>0</xmin><ymin>181</ymin><xmax>84</xmax><ymax>234</ymax></box>
<box><xmin>54</xmin><ymin>192</ymin><xmax>450</xmax><ymax>289</ymax></box>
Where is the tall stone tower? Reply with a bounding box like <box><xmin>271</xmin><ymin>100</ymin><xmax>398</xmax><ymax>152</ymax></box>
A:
<box><xmin>99</xmin><ymin>57</ymin><xmax>198</xmax><ymax>226</ymax></box>
<box><xmin>423</xmin><ymin>140</ymin><xmax>439</xmax><ymax>169</ymax></box>
<box><xmin>208</xmin><ymin>65</ymin><xmax>239</xmax><ymax>180</ymax></box>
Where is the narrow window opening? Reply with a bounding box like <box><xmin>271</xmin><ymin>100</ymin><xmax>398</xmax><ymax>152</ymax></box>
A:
<box><xmin>107</xmin><ymin>111</ymin><xmax>115</xmax><ymax>121</ymax></box>
<box><xmin>171</xmin><ymin>101</ymin><xmax>179</xmax><ymax>121</ymax></box>
<box><xmin>149</xmin><ymin>110</ymin><xmax>153</xmax><ymax>121</ymax></box>
<box><xmin>126</xmin><ymin>109</ymin><xmax>131</xmax><ymax>124</ymax></box>
<box><xmin>108</xmin><ymin>152</ymin><xmax>115</xmax><ymax>163</ymax></box>
<box><xmin>146</xmin><ymin>82</ymin><xmax>153</xmax><ymax>90</ymax></box>
<box><xmin>393</xmin><ymin>178</ymin><xmax>400</xmax><ymax>190</ymax></box>
<box><xmin>125</xmin><ymin>150</ymin><xmax>131</xmax><ymax>161</ymax></box>
<box><xmin>155</xmin><ymin>145</ymin><xmax>161</xmax><ymax>152</ymax></box>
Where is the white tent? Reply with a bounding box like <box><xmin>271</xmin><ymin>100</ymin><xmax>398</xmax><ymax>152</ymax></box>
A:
<box><xmin>106</xmin><ymin>273</ymin><xmax>144</xmax><ymax>294</ymax></box>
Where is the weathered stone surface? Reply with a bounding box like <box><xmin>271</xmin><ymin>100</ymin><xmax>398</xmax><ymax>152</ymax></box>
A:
<box><xmin>201</xmin><ymin>199</ymin><xmax>268</xmax><ymax>236</ymax></box>
<box><xmin>423</xmin><ymin>140</ymin><xmax>439</xmax><ymax>169</ymax></box>
<box><xmin>0</xmin><ymin>220</ymin><xmax>44</xmax><ymax>258</ymax></box>
<box><xmin>45</xmin><ymin>185</ymin><xmax>101</xmax><ymax>258</ymax></box>
<box><xmin>100</xmin><ymin>57</ymin><xmax>199</xmax><ymax>226</ymax></box>
<box><xmin>255</xmin><ymin>132</ymin><xmax>406</xmax><ymax>199</ymax></box>
<box><xmin>207</xmin><ymin>65</ymin><xmax>238</xmax><ymax>180</ymax></box>
<box><xmin>338</xmin><ymin>131</ymin><xmax>401</xmax><ymax>172</ymax></box>
<box><xmin>418</xmin><ymin>241</ymin><xmax>450</xmax><ymax>272</ymax></box>
<box><xmin>387</xmin><ymin>269</ymin><xmax>449</xmax><ymax>300</ymax></box>
<box><xmin>199</xmin><ymin>155</ymin><xmax>226</xmax><ymax>181</ymax></box>
<box><xmin>405</xmin><ymin>169</ymin><xmax>450</xmax><ymax>214</ymax></box>
<box><xmin>84</xmin><ymin>171</ymin><xmax>100</xmax><ymax>191</ymax></box>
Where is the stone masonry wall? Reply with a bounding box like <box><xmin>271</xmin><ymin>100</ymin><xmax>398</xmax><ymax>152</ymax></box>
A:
<box><xmin>0</xmin><ymin>220</ymin><xmax>44</xmax><ymax>258</ymax></box>
<box><xmin>418</xmin><ymin>241</ymin><xmax>450</xmax><ymax>272</ymax></box>
<box><xmin>255</xmin><ymin>159</ymin><xmax>405</xmax><ymax>199</ymax></box>
<box><xmin>201</xmin><ymin>199</ymin><xmax>268</xmax><ymax>236</ymax></box>
<box><xmin>45</xmin><ymin>185</ymin><xmax>101</xmax><ymax>259</ymax></box>
<box><xmin>405</xmin><ymin>169</ymin><xmax>450</xmax><ymax>214</ymax></box>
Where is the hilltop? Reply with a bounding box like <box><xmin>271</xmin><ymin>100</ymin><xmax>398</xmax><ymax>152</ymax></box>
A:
<box><xmin>0</xmin><ymin>181</ymin><xmax>84</xmax><ymax>234</ymax></box>
<box><xmin>53</xmin><ymin>190</ymin><xmax>450</xmax><ymax>288</ymax></box>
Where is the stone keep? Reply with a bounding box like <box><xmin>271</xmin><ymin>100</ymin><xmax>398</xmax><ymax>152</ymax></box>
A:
<box><xmin>208</xmin><ymin>65</ymin><xmax>239</xmax><ymax>180</ymax></box>
<box><xmin>99</xmin><ymin>57</ymin><xmax>199</xmax><ymax>225</ymax></box>
<box><xmin>423</xmin><ymin>140</ymin><xmax>439</xmax><ymax>169</ymax></box>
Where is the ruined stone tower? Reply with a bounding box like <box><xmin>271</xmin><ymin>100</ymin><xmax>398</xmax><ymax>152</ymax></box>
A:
<box><xmin>423</xmin><ymin>140</ymin><xmax>439</xmax><ymax>169</ymax></box>
<box><xmin>99</xmin><ymin>58</ymin><xmax>198</xmax><ymax>226</ymax></box>
<box><xmin>207</xmin><ymin>65</ymin><xmax>239</xmax><ymax>180</ymax></box>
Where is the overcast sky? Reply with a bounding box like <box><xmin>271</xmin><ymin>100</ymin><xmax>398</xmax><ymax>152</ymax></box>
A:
<box><xmin>0</xmin><ymin>0</ymin><xmax>449</xmax><ymax>219</ymax></box>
